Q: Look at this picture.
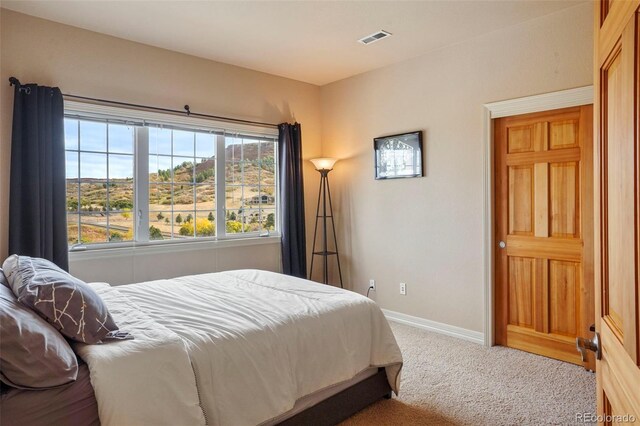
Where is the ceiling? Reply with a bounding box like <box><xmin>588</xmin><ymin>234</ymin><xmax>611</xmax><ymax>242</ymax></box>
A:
<box><xmin>1</xmin><ymin>0</ymin><xmax>586</xmax><ymax>86</ymax></box>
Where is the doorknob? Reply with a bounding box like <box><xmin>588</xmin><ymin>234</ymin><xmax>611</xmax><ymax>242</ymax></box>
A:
<box><xmin>498</xmin><ymin>241</ymin><xmax>506</xmax><ymax>249</ymax></box>
<box><xmin>576</xmin><ymin>327</ymin><xmax>602</xmax><ymax>362</ymax></box>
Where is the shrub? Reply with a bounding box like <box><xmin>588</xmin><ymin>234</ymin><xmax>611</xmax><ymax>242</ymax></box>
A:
<box><xmin>207</xmin><ymin>212</ymin><xmax>214</xmax><ymax>222</ymax></box>
<box><xmin>176</xmin><ymin>214</ymin><xmax>183</xmax><ymax>224</ymax></box>
<box><xmin>149</xmin><ymin>225</ymin><xmax>163</xmax><ymax>240</ymax></box>
<box><xmin>196</xmin><ymin>169</ymin><xmax>214</xmax><ymax>183</ymax></box>
<box><xmin>111</xmin><ymin>199</ymin><xmax>133</xmax><ymax>210</ymax></box>
<box><xmin>180</xmin><ymin>218</ymin><xmax>214</xmax><ymax>237</ymax></box>
<box><xmin>265</xmin><ymin>213</ymin><xmax>275</xmax><ymax>230</ymax></box>
<box><xmin>156</xmin><ymin>212</ymin><xmax>164</xmax><ymax>221</ymax></box>
<box><xmin>226</xmin><ymin>220</ymin><xmax>243</xmax><ymax>233</ymax></box>
<box><xmin>179</xmin><ymin>222</ymin><xmax>192</xmax><ymax>236</ymax></box>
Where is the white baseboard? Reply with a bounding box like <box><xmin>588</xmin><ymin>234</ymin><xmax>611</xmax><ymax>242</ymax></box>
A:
<box><xmin>382</xmin><ymin>309</ymin><xmax>485</xmax><ymax>345</ymax></box>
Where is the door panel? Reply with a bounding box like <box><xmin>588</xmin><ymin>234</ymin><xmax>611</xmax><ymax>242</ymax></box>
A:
<box><xmin>495</xmin><ymin>105</ymin><xmax>594</xmax><ymax>368</ymax></box>
<box><xmin>549</xmin><ymin>260</ymin><xmax>579</xmax><ymax>336</ymax></box>
<box><xmin>508</xmin><ymin>256</ymin><xmax>535</xmax><ymax>327</ymax></box>
<box><xmin>550</xmin><ymin>120</ymin><xmax>578</xmax><ymax>149</ymax></box>
<box><xmin>595</xmin><ymin>1</ymin><xmax>640</xmax><ymax>421</ymax></box>
<box><xmin>508</xmin><ymin>126</ymin><xmax>534</xmax><ymax>153</ymax></box>
<box><xmin>550</xmin><ymin>162</ymin><xmax>580</xmax><ymax>237</ymax></box>
<box><xmin>508</xmin><ymin>166</ymin><xmax>534</xmax><ymax>235</ymax></box>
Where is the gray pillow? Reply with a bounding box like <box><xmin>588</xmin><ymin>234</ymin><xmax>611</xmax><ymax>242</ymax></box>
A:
<box><xmin>3</xmin><ymin>255</ymin><xmax>119</xmax><ymax>344</ymax></box>
<box><xmin>0</xmin><ymin>267</ymin><xmax>8</xmax><ymax>288</ymax></box>
<box><xmin>0</xmin><ymin>284</ymin><xmax>79</xmax><ymax>389</ymax></box>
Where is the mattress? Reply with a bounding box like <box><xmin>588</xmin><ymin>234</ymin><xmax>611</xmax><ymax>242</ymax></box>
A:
<box><xmin>0</xmin><ymin>364</ymin><xmax>99</xmax><ymax>426</ymax></box>
<box><xmin>75</xmin><ymin>269</ymin><xmax>403</xmax><ymax>425</ymax></box>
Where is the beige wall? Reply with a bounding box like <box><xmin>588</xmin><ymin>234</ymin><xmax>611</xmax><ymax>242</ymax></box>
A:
<box><xmin>0</xmin><ymin>10</ymin><xmax>322</xmax><ymax>283</ymax></box>
<box><xmin>320</xmin><ymin>3</ymin><xmax>593</xmax><ymax>332</ymax></box>
<box><xmin>0</xmin><ymin>5</ymin><xmax>595</xmax><ymax>330</ymax></box>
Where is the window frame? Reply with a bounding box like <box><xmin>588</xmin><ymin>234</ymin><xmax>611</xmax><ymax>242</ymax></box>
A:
<box><xmin>64</xmin><ymin>100</ymin><xmax>280</xmax><ymax>252</ymax></box>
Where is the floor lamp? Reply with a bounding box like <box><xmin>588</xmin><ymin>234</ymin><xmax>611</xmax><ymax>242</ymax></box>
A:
<box><xmin>309</xmin><ymin>158</ymin><xmax>343</xmax><ymax>288</ymax></box>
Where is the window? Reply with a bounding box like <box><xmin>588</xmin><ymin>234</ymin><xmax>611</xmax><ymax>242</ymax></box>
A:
<box><xmin>225</xmin><ymin>135</ymin><xmax>277</xmax><ymax>235</ymax></box>
<box><xmin>64</xmin><ymin>104</ymin><xmax>278</xmax><ymax>249</ymax></box>
<box><xmin>148</xmin><ymin>128</ymin><xmax>216</xmax><ymax>240</ymax></box>
<box><xmin>65</xmin><ymin>119</ymin><xmax>135</xmax><ymax>245</ymax></box>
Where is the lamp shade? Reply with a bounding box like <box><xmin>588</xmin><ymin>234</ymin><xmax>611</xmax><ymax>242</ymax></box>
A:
<box><xmin>310</xmin><ymin>158</ymin><xmax>338</xmax><ymax>171</ymax></box>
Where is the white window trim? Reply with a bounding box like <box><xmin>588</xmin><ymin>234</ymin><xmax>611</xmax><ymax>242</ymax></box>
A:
<box><xmin>69</xmin><ymin>235</ymin><xmax>281</xmax><ymax>261</ymax></box>
<box><xmin>65</xmin><ymin>99</ymin><xmax>280</xmax><ymax>253</ymax></box>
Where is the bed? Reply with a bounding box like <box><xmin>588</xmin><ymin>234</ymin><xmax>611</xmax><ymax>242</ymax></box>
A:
<box><xmin>2</xmin><ymin>269</ymin><xmax>403</xmax><ymax>426</ymax></box>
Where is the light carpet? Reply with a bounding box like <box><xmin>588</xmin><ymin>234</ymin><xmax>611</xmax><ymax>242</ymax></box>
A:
<box><xmin>342</xmin><ymin>322</ymin><xmax>595</xmax><ymax>425</ymax></box>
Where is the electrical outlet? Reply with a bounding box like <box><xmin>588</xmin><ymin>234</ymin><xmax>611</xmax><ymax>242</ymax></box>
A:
<box><xmin>400</xmin><ymin>282</ymin><xmax>406</xmax><ymax>295</ymax></box>
<box><xmin>369</xmin><ymin>279</ymin><xmax>376</xmax><ymax>291</ymax></box>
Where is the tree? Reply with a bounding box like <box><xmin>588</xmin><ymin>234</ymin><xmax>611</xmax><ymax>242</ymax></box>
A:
<box><xmin>165</xmin><ymin>218</ymin><xmax>170</xmax><ymax>224</ymax></box>
<box><xmin>176</xmin><ymin>214</ymin><xmax>183</xmax><ymax>224</ymax></box>
<box><xmin>265</xmin><ymin>213</ymin><xmax>275</xmax><ymax>230</ymax></box>
<box><xmin>229</xmin><ymin>211</ymin><xmax>237</xmax><ymax>221</ymax></box>
<box><xmin>156</xmin><ymin>212</ymin><xmax>164</xmax><ymax>221</ymax></box>
<box><xmin>207</xmin><ymin>212</ymin><xmax>214</xmax><ymax>222</ymax></box>
<box><xmin>149</xmin><ymin>225</ymin><xmax>163</xmax><ymax>240</ymax></box>
<box><xmin>186</xmin><ymin>213</ymin><xmax>193</xmax><ymax>223</ymax></box>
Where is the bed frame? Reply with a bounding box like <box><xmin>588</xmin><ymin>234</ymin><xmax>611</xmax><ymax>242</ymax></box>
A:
<box><xmin>277</xmin><ymin>369</ymin><xmax>392</xmax><ymax>426</ymax></box>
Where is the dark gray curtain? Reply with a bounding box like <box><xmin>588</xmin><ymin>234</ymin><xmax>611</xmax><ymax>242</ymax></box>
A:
<box><xmin>278</xmin><ymin>123</ymin><xmax>307</xmax><ymax>278</ymax></box>
<box><xmin>9</xmin><ymin>79</ymin><xmax>68</xmax><ymax>271</ymax></box>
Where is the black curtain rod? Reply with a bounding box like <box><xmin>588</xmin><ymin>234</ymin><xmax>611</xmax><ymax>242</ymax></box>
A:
<box><xmin>9</xmin><ymin>77</ymin><xmax>280</xmax><ymax>129</ymax></box>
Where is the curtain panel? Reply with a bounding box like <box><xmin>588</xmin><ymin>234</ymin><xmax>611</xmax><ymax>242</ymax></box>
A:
<box><xmin>9</xmin><ymin>80</ymin><xmax>68</xmax><ymax>270</ymax></box>
<box><xmin>278</xmin><ymin>123</ymin><xmax>307</xmax><ymax>278</ymax></box>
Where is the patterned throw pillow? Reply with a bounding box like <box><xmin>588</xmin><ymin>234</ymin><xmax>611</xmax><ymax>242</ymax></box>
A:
<box><xmin>2</xmin><ymin>255</ymin><xmax>119</xmax><ymax>344</ymax></box>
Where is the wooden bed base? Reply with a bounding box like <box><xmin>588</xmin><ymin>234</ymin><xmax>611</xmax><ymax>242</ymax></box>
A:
<box><xmin>277</xmin><ymin>369</ymin><xmax>392</xmax><ymax>426</ymax></box>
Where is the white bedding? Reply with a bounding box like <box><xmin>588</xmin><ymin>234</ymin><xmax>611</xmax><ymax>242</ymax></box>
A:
<box><xmin>75</xmin><ymin>269</ymin><xmax>403</xmax><ymax>426</ymax></box>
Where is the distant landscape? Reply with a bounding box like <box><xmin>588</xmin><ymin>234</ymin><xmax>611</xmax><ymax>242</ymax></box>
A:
<box><xmin>67</xmin><ymin>142</ymin><xmax>276</xmax><ymax>244</ymax></box>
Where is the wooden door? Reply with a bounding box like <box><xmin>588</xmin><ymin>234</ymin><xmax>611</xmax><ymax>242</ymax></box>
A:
<box><xmin>495</xmin><ymin>105</ymin><xmax>595</xmax><ymax>369</ymax></box>
<box><xmin>595</xmin><ymin>1</ymin><xmax>640</xmax><ymax>422</ymax></box>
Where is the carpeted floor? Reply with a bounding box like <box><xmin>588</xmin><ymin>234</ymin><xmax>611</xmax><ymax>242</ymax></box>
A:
<box><xmin>342</xmin><ymin>322</ymin><xmax>595</xmax><ymax>425</ymax></box>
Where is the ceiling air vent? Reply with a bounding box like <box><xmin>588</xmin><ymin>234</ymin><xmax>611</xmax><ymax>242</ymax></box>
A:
<box><xmin>358</xmin><ymin>30</ymin><xmax>392</xmax><ymax>45</ymax></box>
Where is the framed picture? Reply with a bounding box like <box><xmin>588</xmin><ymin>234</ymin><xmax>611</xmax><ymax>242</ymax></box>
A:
<box><xmin>373</xmin><ymin>131</ymin><xmax>423</xmax><ymax>179</ymax></box>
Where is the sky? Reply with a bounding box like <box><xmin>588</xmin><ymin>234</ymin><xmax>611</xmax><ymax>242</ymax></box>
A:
<box><xmin>64</xmin><ymin>119</ymin><xmax>275</xmax><ymax>180</ymax></box>
<box><xmin>65</xmin><ymin>119</ymin><xmax>217</xmax><ymax>179</ymax></box>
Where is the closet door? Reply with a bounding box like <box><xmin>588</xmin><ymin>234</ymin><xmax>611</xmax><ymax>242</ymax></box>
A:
<box><xmin>594</xmin><ymin>1</ymin><xmax>640</xmax><ymax>421</ymax></box>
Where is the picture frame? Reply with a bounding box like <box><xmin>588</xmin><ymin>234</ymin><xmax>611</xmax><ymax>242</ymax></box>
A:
<box><xmin>373</xmin><ymin>130</ymin><xmax>423</xmax><ymax>180</ymax></box>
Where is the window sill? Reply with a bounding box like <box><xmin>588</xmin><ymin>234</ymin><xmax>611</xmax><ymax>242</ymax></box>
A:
<box><xmin>69</xmin><ymin>235</ymin><xmax>281</xmax><ymax>261</ymax></box>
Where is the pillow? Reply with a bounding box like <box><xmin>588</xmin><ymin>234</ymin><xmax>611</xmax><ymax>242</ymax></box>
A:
<box><xmin>0</xmin><ymin>284</ymin><xmax>79</xmax><ymax>389</ymax></box>
<box><xmin>0</xmin><ymin>267</ymin><xmax>8</xmax><ymax>288</ymax></box>
<box><xmin>3</xmin><ymin>255</ymin><xmax>119</xmax><ymax>344</ymax></box>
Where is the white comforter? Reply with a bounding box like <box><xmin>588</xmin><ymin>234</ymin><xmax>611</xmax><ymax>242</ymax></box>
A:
<box><xmin>75</xmin><ymin>269</ymin><xmax>403</xmax><ymax>426</ymax></box>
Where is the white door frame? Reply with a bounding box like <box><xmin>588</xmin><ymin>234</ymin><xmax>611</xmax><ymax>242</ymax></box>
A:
<box><xmin>482</xmin><ymin>86</ymin><xmax>594</xmax><ymax>347</ymax></box>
